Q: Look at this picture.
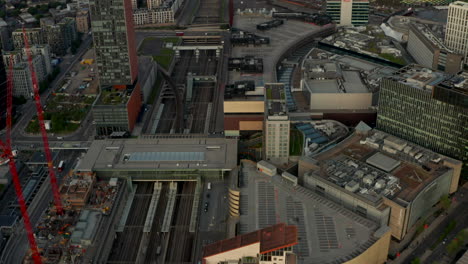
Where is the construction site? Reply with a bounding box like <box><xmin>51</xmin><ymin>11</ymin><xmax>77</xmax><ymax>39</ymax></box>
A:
<box><xmin>23</xmin><ymin>172</ymin><xmax>121</xmax><ymax>263</ymax></box>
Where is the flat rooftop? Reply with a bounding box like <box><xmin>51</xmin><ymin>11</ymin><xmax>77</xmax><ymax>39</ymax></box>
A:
<box><xmin>265</xmin><ymin>83</ymin><xmax>288</xmax><ymax>116</ymax></box>
<box><xmin>239</xmin><ymin>161</ymin><xmax>386</xmax><ymax>264</ymax></box>
<box><xmin>77</xmin><ymin>137</ymin><xmax>238</xmax><ymax>172</ymax></box>
<box><xmin>388</xmin><ymin>64</ymin><xmax>450</xmax><ymax>91</ymax></box>
<box><xmin>308</xmin><ymin>130</ymin><xmax>457</xmax><ymax>205</ymax></box>
<box><xmin>203</xmin><ymin>223</ymin><xmax>298</xmax><ymax>258</ymax></box>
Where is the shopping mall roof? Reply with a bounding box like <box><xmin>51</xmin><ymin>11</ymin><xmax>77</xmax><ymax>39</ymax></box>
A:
<box><xmin>77</xmin><ymin>137</ymin><xmax>238</xmax><ymax>172</ymax></box>
<box><xmin>305</xmin><ymin>129</ymin><xmax>460</xmax><ymax>205</ymax></box>
<box><xmin>203</xmin><ymin>223</ymin><xmax>298</xmax><ymax>258</ymax></box>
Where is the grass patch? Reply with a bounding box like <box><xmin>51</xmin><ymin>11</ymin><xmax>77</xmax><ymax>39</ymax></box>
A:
<box><xmin>153</xmin><ymin>48</ymin><xmax>174</xmax><ymax>70</ymax></box>
<box><xmin>446</xmin><ymin>229</ymin><xmax>468</xmax><ymax>255</ymax></box>
<box><xmin>266</xmin><ymin>88</ymin><xmax>272</xmax><ymax>99</ymax></box>
<box><xmin>380</xmin><ymin>53</ymin><xmax>406</xmax><ymax>65</ymax></box>
<box><xmin>162</xmin><ymin>37</ymin><xmax>180</xmax><ymax>45</ymax></box>
<box><xmin>290</xmin><ymin>129</ymin><xmax>303</xmax><ymax>156</ymax></box>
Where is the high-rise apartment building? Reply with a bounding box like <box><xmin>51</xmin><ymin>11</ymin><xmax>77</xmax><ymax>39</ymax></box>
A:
<box><xmin>264</xmin><ymin>83</ymin><xmax>290</xmax><ymax>163</ymax></box>
<box><xmin>445</xmin><ymin>1</ymin><xmax>468</xmax><ymax>65</ymax></box>
<box><xmin>76</xmin><ymin>10</ymin><xmax>91</xmax><ymax>33</ymax></box>
<box><xmin>377</xmin><ymin>65</ymin><xmax>468</xmax><ymax>163</ymax></box>
<box><xmin>12</xmin><ymin>28</ymin><xmax>45</xmax><ymax>49</ymax></box>
<box><xmin>89</xmin><ymin>0</ymin><xmax>138</xmax><ymax>87</ymax></box>
<box><xmin>326</xmin><ymin>0</ymin><xmax>369</xmax><ymax>26</ymax></box>
<box><xmin>90</xmin><ymin>0</ymin><xmax>141</xmax><ymax>136</ymax></box>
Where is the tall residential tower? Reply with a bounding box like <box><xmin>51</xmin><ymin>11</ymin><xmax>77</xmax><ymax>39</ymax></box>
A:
<box><xmin>89</xmin><ymin>0</ymin><xmax>142</xmax><ymax>136</ymax></box>
<box><xmin>326</xmin><ymin>0</ymin><xmax>369</xmax><ymax>26</ymax></box>
<box><xmin>445</xmin><ymin>1</ymin><xmax>468</xmax><ymax>66</ymax></box>
<box><xmin>89</xmin><ymin>0</ymin><xmax>138</xmax><ymax>87</ymax></box>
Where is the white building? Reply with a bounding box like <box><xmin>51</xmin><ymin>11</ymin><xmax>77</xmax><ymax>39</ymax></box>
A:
<box><xmin>133</xmin><ymin>8</ymin><xmax>174</xmax><ymax>26</ymax></box>
<box><xmin>264</xmin><ymin>84</ymin><xmax>290</xmax><ymax>163</ymax></box>
<box><xmin>12</xmin><ymin>55</ymin><xmax>48</xmax><ymax>98</ymax></box>
<box><xmin>445</xmin><ymin>1</ymin><xmax>468</xmax><ymax>65</ymax></box>
<box><xmin>326</xmin><ymin>0</ymin><xmax>369</xmax><ymax>26</ymax></box>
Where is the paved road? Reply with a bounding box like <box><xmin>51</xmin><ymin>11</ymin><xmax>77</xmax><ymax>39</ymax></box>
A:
<box><xmin>8</xmin><ymin>36</ymin><xmax>93</xmax><ymax>143</ymax></box>
<box><xmin>401</xmin><ymin>187</ymin><xmax>468</xmax><ymax>264</ymax></box>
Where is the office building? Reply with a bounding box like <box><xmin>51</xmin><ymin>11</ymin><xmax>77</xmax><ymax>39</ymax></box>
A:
<box><xmin>264</xmin><ymin>83</ymin><xmax>290</xmax><ymax>163</ymax></box>
<box><xmin>408</xmin><ymin>23</ymin><xmax>464</xmax><ymax>74</ymax></box>
<box><xmin>90</xmin><ymin>0</ymin><xmax>141</xmax><ymax>135</ymax></box>
<box><xmin>299</xmin><ymin>129</ymin><xmax>462</xmax><ymax>240</ymax></box>
<box><xmin>131</xmin><ymin>0</ymin><xmax>137</xmax><ymax>9</ymax></box>
<box><xmin>12</xmin><ymin>55</ymin><xmax>49</xmax><ymax>98</ymax></box>
<box><xmin>89</xmin><ymin>0</ymin><xmax>138</xmax><ymax>87</ymax></box>
<box><xmin>203</xmin><ymin>223</ymin><xmax>298</xmax><ymax>264</ymax></box>
<box><xmin>24</xmin><ymin>45</ymin><xmax>53</xmax><ymax>76</ymax></box>
<box><xmin>76</xmin><ymin>10</ymin><xmax>91</xmax><ymax>33</ymax></box>
<box><xmin>326</xmin><ymin>0</ymin><xmax>369</xmax><ymax>26</ymax></box>
<box><xmin>377</xmin><ymin>65</ymin><xmax>468</xmax><ymax>163</ymax></box>
<box><xmin>92</xmin><ymin>85</ymin><xmax>142</xmax><ymax>136</ymax></box>
<box><xmin>41</xmin><ymin>17</ymin><xmax>77</xmax><ymax>56</ymax></box>
<box><xmin>445</xmin><ymin>1</ymin><xmax>468</xmax><ymax>65</ymax></box>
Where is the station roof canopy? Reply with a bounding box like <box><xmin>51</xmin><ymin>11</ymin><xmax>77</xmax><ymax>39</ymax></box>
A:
<box><xmin>77</xmin><ymin>136</ymin><xmax>238</xmax><ymax>172</ymax></box>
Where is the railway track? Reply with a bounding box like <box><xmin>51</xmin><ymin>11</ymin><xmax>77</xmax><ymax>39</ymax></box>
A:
<box><xmin>144</xmin><ymin>183</ymin><xmax>169</xmax><ymax>263</ymax></box>
<box><xmin>165</xmin><ymin>182</ymin><xmax>196</xmax><ymax>263</ymax></box>
<box><xmin>107</xmin><ymin>183</ymin><xmax>154</xmax><ymax>263</ymax></box>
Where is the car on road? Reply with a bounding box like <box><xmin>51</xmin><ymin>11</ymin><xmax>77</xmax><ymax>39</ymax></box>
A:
<box><xmin>204</xmin><ymin>207</ymin><xmax>208</xmax><ymax>212</ymax></box>
<box><xmin>206</xmin><ymin>193</ymin><xmax>210</xmax><ymax>198</ymax></box>
<box><xmin>204</xmin><ymin>202</ymin><xmax>209</xmax><ymax>207</ymax></box>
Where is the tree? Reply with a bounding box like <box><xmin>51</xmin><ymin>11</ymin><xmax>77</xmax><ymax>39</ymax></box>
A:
<box><xmin>28</xmin><ymin>7</ymin><xmax>38</xmax><ymax>15</ymax></box>
<box><xmin>440</xmin><ymin>195</ymin><xmax>451</xmax><ymax>211</ymax></box>
<box><xmin>0</xmin><ymin>10</ymin><xmax>5</xmax><ymax>19</ymax></box>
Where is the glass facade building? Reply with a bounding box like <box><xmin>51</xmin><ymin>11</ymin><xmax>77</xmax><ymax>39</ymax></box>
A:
<box><xmin>377</xmin><ymin>66</ymin><xmax>468</xmax><ymax>163</ymax></box>
<box><xmin>326</xmin><ymin>0</ymin><xmax>369</xmax><ymax>26</ymax></box>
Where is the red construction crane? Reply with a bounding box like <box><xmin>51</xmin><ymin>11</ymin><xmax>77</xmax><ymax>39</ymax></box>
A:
<box><xmin>22</xmin><ymin>27</ymin><xmax>63</xmax><ymax>215</ymax></box>
<box><xmin>0</xmin><ymin>55</ymin><xmax>42</xmax><ymax>263</ymax></box>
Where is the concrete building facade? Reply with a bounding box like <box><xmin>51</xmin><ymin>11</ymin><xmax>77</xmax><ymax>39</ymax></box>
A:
<box><xmin>264</xmin><ymin>84</ymin><xmax>290</xmax><ymax>163</ymax></box>
<box><xmin>326</xmin><ymin>0</ymin><xmax>369</xmax><ymax>26</ymax></box>
<box><xmin>76</xmin><ymin>10</ymin><xmax>91</xmax><ymax>33</ymax></box>
<box><xmin>133</xmin><ymin>8</ymin><xmax>174</xmax><ymax>26</ymax></box>
<box><xmin>408</xmin><ymin>23</ymin><xmax>464</xmax><ymax>74</ymax></box>
<box><xmin>90</xmin><ymin>0</ymin><xmax>138</xmax><ymax>87</ymax></box>
<box><xmin>445</xmin><ymin>1</ymin><xmax>468</xmax><ymax>66</ymax></box>
<box><xmin>377</xmin><ymin>65</ymin><xmax>468</xmax><ymax>163</ymax></box>
<box><xmin>299</xmin><ymin>130</ymin><xmax>462</xmax><ymax>240</ymax></box>
<box><xmin>12</xmin><ymin>28</ymin><xmax>45</xmax><ymax>50</ymax></box>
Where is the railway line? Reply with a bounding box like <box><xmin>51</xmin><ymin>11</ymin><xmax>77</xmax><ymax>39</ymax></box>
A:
<box><xmin>107</xmin><ymin>183</ymin><xmax>153</xmax><ymax>263</ymax></box>
<box><xmin>165</xmin><ymin>181</ymin><xmax>196</xmax><ymax>264</ymax></box>
<box><xmin>144</xmin><ymin>184</ymin><xmax>169</xmax><ymax>263</ymax></box>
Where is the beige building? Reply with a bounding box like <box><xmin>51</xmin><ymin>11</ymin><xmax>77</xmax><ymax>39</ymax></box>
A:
<box><xmin>445</xmin><ymin>1</ymin><xmax>468</xmax><ymax>65</ymax></box>
<box><xmin>408</xmin><ymin>23</ymin><xmax>464</xmax><ymax>74</ymax></box>
<box><xmin>203</xmin><ymin>223</ymin><xmax>298</xmax><ymax>264</ymax></box>
<box><xmin>76</xmin><ymin>10</ymin><xmax>90</xmax><ymax>33</ymax></box>
<box><xmin>301</xmin><ymin>59</ymin><xmax>373</xmax><ymax>111</ymax></box>
<box><xmin>264</xmin><ymin>84</ymin><xmax>290</xmax><ymax>163</ymax></box>
<box><xmin>299</xmin><ymin>129</ymin><xmax>462</xmax><ymax>240</ymax></box>
<box><xmin>147</xmin><ymin>0</ymin><xmax>162</xmax><ymax>9</ymax></box>
<box><xmin>224</xmin><ymin>81</ymin><xmax>264</xmax><ymax>136</ymax></box>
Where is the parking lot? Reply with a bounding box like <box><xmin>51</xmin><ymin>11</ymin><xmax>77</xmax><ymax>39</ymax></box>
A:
<box><xmin>231</xmin><ymin>14</ymin><xmax>321</xmax><ymax>83</ymax></box>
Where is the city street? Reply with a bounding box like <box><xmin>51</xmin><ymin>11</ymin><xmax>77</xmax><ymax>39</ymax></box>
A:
<box><xmin>400</xmin><ymin>186</ymin><xmax>468</xmax><ymax>264</ymax></box>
